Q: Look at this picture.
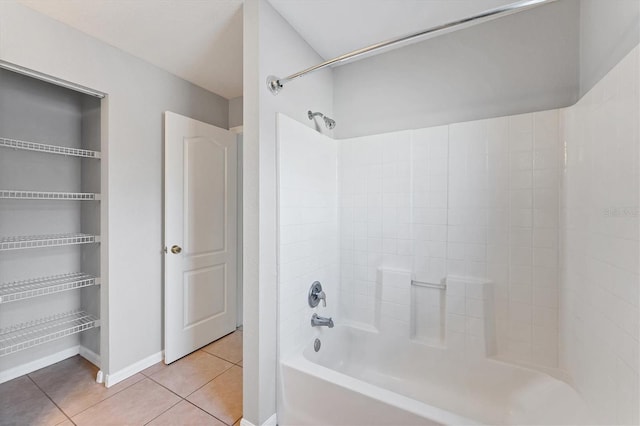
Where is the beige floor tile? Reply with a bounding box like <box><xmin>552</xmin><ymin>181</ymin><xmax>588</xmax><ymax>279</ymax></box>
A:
<box><xmin>233</xmin><ymin>419</ymin><xmax>241</xmax><ymax>426</ymax></box>
<box><xmin>236</xmin><ymin>359</ymin><xmax>243</xmax><ymax>367</ymax></box>
<box><xmin>149</xmin><ymin>350</ymin><xmax>232</xmax><ymax>397</ymax></box>
<box><xmin>147</xmin><ymin>400</ymin><xmax>226</xmax><ymax>426</ymax></box>
<box><xmin>202</xmin><ymin>331</ymin><xmax>243</xmax><ymax>364</ymax></box>
<box><xmin>29</xmin><ymin>355</ymin><xmax>144</xmax><ymax>417</ymax></box>
<box><xmin>71</xmin><ymin>378</ymin><xmax>180</xmax><ymax>426</ymax></box>
<box><xmin>187</xmin><ymin>365</ymin><xmax>242</xmax><ymax>425</ymax></box>
<box><xmin>55</xmin><ymin>420</ymin><xmax>75</xmax><ymax>426</ymax></box>
<box><xmin>0</xmin><ymin>376</ymin><xmax>67</xmax><ymax>426</ymax></box>
<box><xmin>141</xmin><ymin>361</ymin><xmax>169</xmax><ymax>377</ymax></box>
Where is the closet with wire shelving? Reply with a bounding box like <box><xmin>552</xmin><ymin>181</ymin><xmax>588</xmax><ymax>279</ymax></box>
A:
<box><xmin>0</xmin><ymin>66</ymin><xmax>105</xmax><ymax>383</ymax></box>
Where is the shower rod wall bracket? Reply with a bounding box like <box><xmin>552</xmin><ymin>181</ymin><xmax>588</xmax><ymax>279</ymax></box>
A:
<box><xmin>267</xmin><ymin>75</ymin><xmax>283</xmax><ymax>95</ymax></box>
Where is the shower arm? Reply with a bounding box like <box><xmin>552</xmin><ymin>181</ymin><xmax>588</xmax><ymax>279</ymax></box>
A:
<box><xmin>267</xmin><ymin>0</ymin><xmax>558</xmax><ymax>95</ymax></box>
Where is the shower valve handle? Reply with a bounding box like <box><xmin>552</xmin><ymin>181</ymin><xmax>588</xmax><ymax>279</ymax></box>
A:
<box><xmin>308</xmin><ymin>281</ymin><xmax>327</xmax><ymax>308</ymax></box>
<box><xmin>317</xmin><ymin>290</ymin><xmax>326</xmax><ymax>307</ymax></box>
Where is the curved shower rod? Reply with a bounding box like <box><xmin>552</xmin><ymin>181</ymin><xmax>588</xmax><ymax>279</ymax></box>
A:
<box><xmin>267</xmin><ymin>0</ymin><xmax>558</xmax><ymax>95</ymax></box>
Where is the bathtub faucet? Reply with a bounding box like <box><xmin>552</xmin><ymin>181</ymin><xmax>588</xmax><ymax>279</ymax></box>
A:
<box><xmin>311</xmin><ymin>313</ymin><xmax>334</xmax><ymax>328</ymax></box>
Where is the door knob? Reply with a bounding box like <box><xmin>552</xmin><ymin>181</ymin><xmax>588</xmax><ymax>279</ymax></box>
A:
<box><xmin>171</xmin><ymin>245</ymin><xmax>182</xmax><ymax>254</ymax></box>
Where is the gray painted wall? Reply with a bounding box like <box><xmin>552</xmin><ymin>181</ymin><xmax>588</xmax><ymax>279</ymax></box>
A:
<box><xmin>0</xmin><ymin>2</ymin><xmax>229</xmax><ymax>376</ymax></box>
<box><xmin>243</xmin><ymin>0</ymin><xmax>333</xmax><ymax>423</ymax></box>
<box><xmin>579</xmin><ymin>0</ymin><xmax>640</xmax><ymax>97</ymax></box>
<box><xmin>229</xmin><ymin>96</ymin><xmax>243</xmax><ymax>128</ymax></box>
<box><xmin>333</xmin><ymin>0</ymin><xmax>580</xmax><ymax>138</ymax></box>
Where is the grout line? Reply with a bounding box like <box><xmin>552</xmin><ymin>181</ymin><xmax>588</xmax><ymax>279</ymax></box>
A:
<box><xmin>143</xmin><ymin>350</ymin><xmax>240</xmax><ymax>401</ymax></box>
<box><xmin>145</xmin><ymin>375</ymin><xmax>190</xmax><ymax>400</ymax></box>
<box><xmin>142</xmin><ymin>397</ymin><xmax>182</xmax><ymax>426</ymax></box>
<box><xmin>20</xmin><ymin>350</ymin><xmax>242</xmax><ymax>425</ymax></box>
<box><xmin>142</xmin><ymin>375</ymin><xmax>239</xmax><ymax>425</ymax></box>
<box><xmin>183</xmin><ymin>362</ymin><xmax>235</xmax><ymax>399</ymax></box>
<box><xmin>27</xmin><ymin>375</ymin><xmax>76</xmax><ymax>425</ymax></box>
<box><xmin>184</xmin><ymin>399</ymin><xmax>233</xmax><ymax>426</ymax></box>
<box><xmin>199</xmin><ymin>347</ymin><xmax>242</xmax><ymax>366</ymax></box>
<box><xmin>19</xmin><ymin>354</ymin><xmax>243</xmax><ymax>426</ymax></box>
<box><xmin>68</xmin><ymin>373</ymin><xmax>146</xmax><ymax>419</ymax></box>
<box><xmin>147</xmin><ymin>373</ymin><xmax>240</xmax><ymax>426</ymax></box>
<box><xmin>198</xmin><ymin>348</ymin><xmax>236</xmax><ymax>364</ymax></box>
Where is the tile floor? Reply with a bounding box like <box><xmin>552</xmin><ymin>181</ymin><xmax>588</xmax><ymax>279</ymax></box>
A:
<box><xmin>0</xmin><ymin>330</ymin><xmax>243</xmax><ymax>426</ymax></box>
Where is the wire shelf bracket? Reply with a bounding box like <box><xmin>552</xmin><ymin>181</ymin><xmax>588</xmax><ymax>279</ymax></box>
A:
<box><xmin>0</xmin><ymin>190</ymin><xmax>101</xmax><ymax>201</ymax></box>
<box><xmin>0</xmin><ymin>310</ymin><xmax>100</xmax><ymax>357</ymax></box>
<box><xmin>0</xmin><ymin>233</ymin><xmax>100</xmax><ymax>251</ymax></box>
<box><xmin>0</xmin><ymin>137</ymin><xmax>101</xmax><ymax>159</ymax></box>
<box><xmin>0</xmin><ymin>273</ymin><xmax>100</xmax><ymax>304</ymax></box>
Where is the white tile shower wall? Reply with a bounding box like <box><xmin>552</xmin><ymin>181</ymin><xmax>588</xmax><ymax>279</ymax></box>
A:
<box><xmin>442</xmin><ymin>112</ymin><xmax>562</xmax><ymax>367</ymax></box>
<box><xmin>339</xmin><ymin>131</ymin><xmax>414</xmax><ymax>328</ymax></box>
<box><xmin>277</xmin><ymin>114</ymin><xmax>339</xmax><ymax>358</ymax></box>
<box><xmin>560</xmin><ymin>46</ymin><xmax>639</xmax><ymax>425</ymax></box>
<box><xmin>412</xmin><ymin>126</ymin><xmax>450</xmax><ymax>285</ymax></box>
<box><xmin>338</xmin><ymin>111</ymin><xmax>561</xmax><ymax>369</ymax></box>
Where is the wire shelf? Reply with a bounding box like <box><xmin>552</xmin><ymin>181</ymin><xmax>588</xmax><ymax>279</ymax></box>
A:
<box><xmin>0</xmin><ymin>310</ymin><xmax>100</xmax><ymax>357</ymax></box>
<box><xmin>0</xmin><ymin>233</ymin><xmax>100</xmax><ymax>251</ymax></box>
<box><xmin>0</xmin><ymin>273</ymin><xmax>100</xmax><ymax>304</ymax></box>
<box><xmin>0</xmin><ymin>137</ymin><xmax>101</xmax><ymax>159</ymax></box>
<box><xmin>0</xmin><ymin>190</ymin><xmax>101</xmax><ymax>201</ymax></box>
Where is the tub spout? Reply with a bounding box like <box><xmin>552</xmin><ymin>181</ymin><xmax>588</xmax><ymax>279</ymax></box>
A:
<box><xmin>311</xmin><ymin>313</ymin><xmax>334</xmax><ymax>328</ymax></box>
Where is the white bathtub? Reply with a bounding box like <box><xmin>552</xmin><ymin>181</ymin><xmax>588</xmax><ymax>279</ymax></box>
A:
<box><xmin>279</xmin><ymin>326</ymin><xmax>593</xmax><ymax>425</ymax></box>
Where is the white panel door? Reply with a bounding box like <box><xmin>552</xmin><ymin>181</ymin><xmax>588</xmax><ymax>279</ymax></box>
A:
<box><xmin>164</xmin><ymin>111</ymin><xmax>237</xmax><ymax>363</ymax></box>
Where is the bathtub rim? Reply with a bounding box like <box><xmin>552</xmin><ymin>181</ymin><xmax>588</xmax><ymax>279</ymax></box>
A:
<box><xmin>280</xmin><ymin>350</ymin><xmax>483</xmax><ymax>426</ymax></box>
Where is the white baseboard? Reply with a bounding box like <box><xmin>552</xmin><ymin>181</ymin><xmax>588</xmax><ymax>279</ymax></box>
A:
<box><xmin>105</xmin><ymin>351</ymin><xmax>163</xmax><ymax>388</ymax></box>
<box><xmin>240</xmin><ymin>413</ymin><xmax>277</xmax><ymax>426</ymax></box>
<box><xmin>0</xmin><ymin>346</ymin><xmax>79</xmax><ymax>384</ymax></box>
<box><xmin>79</xmin><ymin>345</ymin><xmax>101</xmax><ymax>367</ymax></box>
<box><xmin>263</xmin><ymin>413</ymin><xmax>278</xmax><ymax>426</ymax></box>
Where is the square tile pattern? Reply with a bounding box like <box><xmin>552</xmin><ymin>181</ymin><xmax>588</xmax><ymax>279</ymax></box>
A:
<box><xmin>0</xmin><ymin>330</ymin><xmax>243</xmax><ymax>426</ymax></box>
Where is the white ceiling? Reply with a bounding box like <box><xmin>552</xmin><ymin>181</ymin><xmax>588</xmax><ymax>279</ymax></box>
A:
<box><xmin>17</xmin><ymin>0</ymin><xmax>522</xmax><ymax>100</ymax></box>
<box><xmin>269</xmin><ymin>0</ymin><xmax>517</xmax><ymax>60</ymax></box>
<box><xmin>18</xmin><ymin>0</ymin><xmax>244</xmax><ymax>100</ymax></box>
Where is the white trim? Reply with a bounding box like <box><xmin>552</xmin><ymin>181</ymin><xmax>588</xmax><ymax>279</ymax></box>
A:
<box><xmin>79</xmin><ymin>345</ymin><xmax>101</xmax><ymax>367</ymax></box>
<box><xmin>0</xmin><ymin>60</ymin><xmax>106</xmax><ymax>98</ymax></box>
<box><xmin>240</xmin><ymin>413</ymin><xmax>277</xmax><ymax>426</ymax></box>
<box><xmin>230</xmin><ymin>125</ymin><xmax>244</xmax><ymax>134</ymax></box>
<box><xmin>104</xmin><ymin>351</ymin><xmax>163</xmax><ymax>388</ymax></box>
<box><xmin>263</xmin><ymin>414</ymin><xmax>278</xmax><ymax>426</ymax></box>
<box><xmin>0</xmin><ymin>346</ymin><xmax>79</xmax><ymax>384</ymax></box>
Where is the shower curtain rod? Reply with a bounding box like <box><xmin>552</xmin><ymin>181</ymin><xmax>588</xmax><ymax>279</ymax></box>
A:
<box><xmin>267</xmin><ymin>0</ymin><xmax>557</xmax><ymax>95</ymax></box>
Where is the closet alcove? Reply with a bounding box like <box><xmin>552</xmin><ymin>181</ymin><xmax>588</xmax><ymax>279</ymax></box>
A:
<box><xmin>0</xmin><ymin>66</ymin><xmax>105</xmax><ymax>383</ymax></box>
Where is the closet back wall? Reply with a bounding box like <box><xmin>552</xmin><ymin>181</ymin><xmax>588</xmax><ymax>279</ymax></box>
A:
<box><xmin>0</xmin><ymin>2</ymin><xmax>229</xmax><ymax>378</ymax></box>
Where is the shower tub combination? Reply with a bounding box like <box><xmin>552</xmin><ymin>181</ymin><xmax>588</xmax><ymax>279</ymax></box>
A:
<box><xmin>279</xmin><ymin>325</ymin><xmax>592</xmax><ymax>425</ymax></box>
<box><xmin>274</xmin><ymin>0</ymin><xmax>611</xmax><ymax>425</ymax></box>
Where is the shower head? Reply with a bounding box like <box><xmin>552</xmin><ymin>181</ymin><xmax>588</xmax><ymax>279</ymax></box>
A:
<box><xmin>323</xmin><ymin>116</ymin><xmax>336</xmax><ymax>130</ymax></box>
<box><xmin>308</xmin><ymin>110</ymin><xmax>336</xmax><ymax>130</ymax></box>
